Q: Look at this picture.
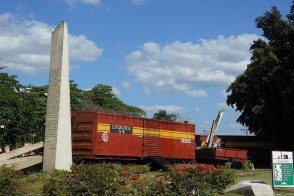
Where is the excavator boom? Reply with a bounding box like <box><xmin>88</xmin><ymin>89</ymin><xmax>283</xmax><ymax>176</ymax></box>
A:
<box><xmin>205</xmin><ymin>110</ymin><xmax>224</xmax><ymax>148</ymax></box>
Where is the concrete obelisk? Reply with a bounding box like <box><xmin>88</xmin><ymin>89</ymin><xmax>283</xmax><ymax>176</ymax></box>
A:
<box><xmin>43</xmin><ymin>21</ymin><xmax>72</xmax><ymax>171</ymax></box>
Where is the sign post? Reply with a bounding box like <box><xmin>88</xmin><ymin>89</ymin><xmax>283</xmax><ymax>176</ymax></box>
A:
<box><xmin>272</xmin><ymin>151</ymin><xmax>294</xmax><ymax>188</ymax></box>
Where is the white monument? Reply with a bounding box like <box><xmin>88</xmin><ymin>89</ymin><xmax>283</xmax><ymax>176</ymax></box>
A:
<box><xmin>43</xmin><ymin>21</ymin><xmax>72</xmax><ymax>171</ymax></box>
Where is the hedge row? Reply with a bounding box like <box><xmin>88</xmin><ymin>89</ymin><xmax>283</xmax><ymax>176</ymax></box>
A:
<box><xmin>0</xmin><ymin>163</ymin><xmax>236</xmax><ymax>196</ymax></box>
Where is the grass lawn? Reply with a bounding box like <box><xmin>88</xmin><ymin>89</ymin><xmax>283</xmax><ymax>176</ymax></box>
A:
<box><xmin>225</xmin><ymin>169</ymin><xmax>294</xmax><ymax>195</ymax></box>
<box><xmin>21</xmin><ymin>172</ymin><xmax>48</xmax><ymax>195</ymax></box>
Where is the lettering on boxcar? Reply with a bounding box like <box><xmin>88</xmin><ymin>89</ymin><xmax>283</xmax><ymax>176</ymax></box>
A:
<box><xmin>110</xmin><ymin>124</ymin><xmax>133</xmax><ymax>134</ymax></box>
<box><xmin>181</xmin><ymin>139</ymin><xmax>191</xmax><ymax>144</ymax></box>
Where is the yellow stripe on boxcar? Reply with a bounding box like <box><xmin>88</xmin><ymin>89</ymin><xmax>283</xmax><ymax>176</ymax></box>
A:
<box><xmin>133</xmin><ymin>127</ymin><xmax>144</xmax><ymax>136</ymax></box>
<box><xmin>97</xmin><ymin>123</ymin><xmax>194</xmax><ymax>140</ymax></box>
<box><xmin>160</xmin><ymin>130</ymin><xmax>194</xmax><ymax>140</ymax></box>
<box><xmin>144</xmin><ymin>129</ymin><xmax>161</xmax><ymax>136</ymax></box>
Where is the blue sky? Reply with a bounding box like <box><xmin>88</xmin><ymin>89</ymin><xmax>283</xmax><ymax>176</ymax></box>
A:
<box><xmin>0</xmin><ymin>0</ymin><xmax>292</xmax><ymax>135</ymax></box>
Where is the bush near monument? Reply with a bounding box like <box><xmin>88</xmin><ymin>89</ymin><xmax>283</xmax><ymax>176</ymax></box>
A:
<box><xmin>0</xmin><ymin>166</ymin><xmax>24</xmax><ymax>195</ymax></box>
<box><xmin>1</xmin><ymin>163</ymin><xmax>236</xmax><ymax>196</ymax></box>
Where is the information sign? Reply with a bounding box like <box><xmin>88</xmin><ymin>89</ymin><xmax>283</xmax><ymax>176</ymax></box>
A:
<box><xmin>272</xmin><ymin>151</ymin><xmax>294</xmax><ymax>188</ymax></box>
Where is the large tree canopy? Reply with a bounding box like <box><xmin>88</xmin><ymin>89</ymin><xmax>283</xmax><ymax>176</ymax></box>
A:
<box><xmin>0</xmin><ymin>67</ymin><xmax>145</xmax><ymax>148</ymax></box>
<box><xmin>0</xmin><ymin>67</ymin><xmax>46</xmax><ymax>148</ymax></box>
<box><xmin>226</xmin><ymin>3</ymin><xmax>294</xmax><ymax>149</ymax></box>
<box><xmin>84</xmin><ymin>84</ymin><xmax>146</xmax><ymax>117</ymax></box>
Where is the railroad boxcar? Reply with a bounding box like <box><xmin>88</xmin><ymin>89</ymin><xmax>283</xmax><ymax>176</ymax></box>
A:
<box><xmin>72</xmin><ymin>112</ymin><xmax>196</xmax><ymax>162</ymax></box>
<box><xmin>196</xmin><ymin>147</ymin><xmax>247</xmax><ymax>165</ymax></box>
<box><xmin>216</xmin><ymin>135</ymin><xmax>272</xmax><ymax>166</ymax></box>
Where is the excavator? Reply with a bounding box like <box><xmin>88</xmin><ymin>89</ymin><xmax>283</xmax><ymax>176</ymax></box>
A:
<box><xmin>196</xmin><ymin>111</ymin><xmax>247</xmax><ymax>167</ymax></box>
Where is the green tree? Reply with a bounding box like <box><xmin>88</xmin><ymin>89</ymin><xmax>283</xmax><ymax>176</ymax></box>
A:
<box><xmin>0</xmin><ymin>67</ymin><xmax>23</xmax><ymax>148</ymax></box>
<box><xmin>153</xmin><ymin>109</ymin><xmax>177</xmax><ymax>121</ymax></box>
<box><xmin>70</xmin><ymin>80</ymin><xmax>86</xmax><ymax>111</ymax></box>
<box><xmin>23</xmin><ymin>85</ymin><xmax>47</xmax><ymax>143</ymax></box>
<box><xmin>0</xmin><ymin>67</ymin><xmax>145</xmax><ymax>148</ymax></box>
<box><xmin>84</xmin><ymin>84</ymin><xmax>146</xmax><ymax>117</ymax></box>
<box><xmin>0</xmin><ymin>67</ymin><xmax>46</xmax><ymax>148</ymax></box>
<box><xmin>226</xmin><ymin>3</ymin><xmax>294</xmax><ymax>149</ymax></box>
<box><xmin>84</xmin><ymin>84</ymin><xmax>117</xmax><ymax>109</ymax></box>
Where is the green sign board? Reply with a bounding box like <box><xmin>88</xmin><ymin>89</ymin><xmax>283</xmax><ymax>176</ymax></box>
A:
<box><xmin>272</xmin><ymin>151</ymin><xmax>294</xmax><ymax>188</ymax></box>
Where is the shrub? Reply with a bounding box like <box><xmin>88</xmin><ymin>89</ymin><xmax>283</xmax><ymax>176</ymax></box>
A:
<box><xmin>132</xmin><ymin>174</ymin><xmax>169</xmax><ymax>195</ymax></box>
<box><xmin>168</xmin><ymin>163</ymin><xmax>197</xmax><ymax>173</ymax></box>
<box><xmin>42</xmin><ymin>170</ymin><xmax>70</xmax><ymax>196</ymax></box>
<box><xmin>66</xmin><ymin>164</ymin><xmax>118</xmax><ymax>195</ymax></box>
<box><xmin>42</xmin><ymin>164</ymin><xmax>119</xmax><ymax>195</ymax></box>
<box><xmin>37</xmin><ymin>163</ymin><xmax>235</xmax><ymax>195</ymax></box>
<box><xmin>168</xmin><ymin>163</ymin><xmax>220</xmax><ymax>174</ymax></box>
<box><xmin>0</xmin><ymin>166</ymin><xmax>24</xmax><ymax>196</ymax></box>
<box><xmin>242</xmin><ymin>160</ymin><xmax>253</xmax><ymax>171</ymax></box>
<box><xmin>129</xmin><ymin>164</ymin><xmax>150</xmax><ymax>174</ymax></box>
<box><xmin>211</xmin><ymin>167</ymin><xmax>237</xmax><ymax>190</ymax></box>
<box><xmin>167</xmin><ymin>163</ymin><xmax>236</xmax><ymax>195</ymax></box>
<box><xmin>115</xmin><ymin>173</ymin><xmax>170</xmax><ymax>196</ymax></box>
<box><xmin>169</xmin><ymin>168</ymin><xmax>216</xmax><ymax>196</ymax></box>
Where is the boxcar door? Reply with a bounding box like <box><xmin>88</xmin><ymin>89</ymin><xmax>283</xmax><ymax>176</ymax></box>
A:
<box><xmin>71</xmin><ymin>113</ymin><xmax>96</xmax><ymax>159</ymax></box>
<box><xmin>143</xmin><ymin>119</ymin><xmax>161</xmax><ymax>157</ymax></box>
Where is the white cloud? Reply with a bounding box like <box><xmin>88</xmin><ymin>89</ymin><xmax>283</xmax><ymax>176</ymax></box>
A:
<box><xmin>131</xmin><ymin>0</ymin><xmax>148</xmax><ymax>5</ymax></box>
<box><xmin>195</xmin><ymin>107</ymin><xmax>201</xmax><ymax>112</ymax></box>
<box><xmin>185</xmin><ymin>90</ymin><xmax>207</xmax><ymax>97</ymax></box>
<box><xmin>217</xmin><ymin>102</ymin><xmax>229</xmax><ymax>110</ymax></box>
<box><xmin>139</xmin><ymin>105</ymin><xmax>184</xmax><ymax>115</ymax></box>
<box><xmin>220</xmin><ymin>90</ymin><xmax>229</xmax><ymax>98</ymax></box>
<box><xmin>69</xmin><ymin>35</ymin><xmax>103</xmax><ymax>62</ymax></box>
<box><xmin>199</xmin><ymin>120</ymin><xmax>211</xmax><ymax>131</ymax></box>
<box><xmin>218</xmin><ymin>123</ymin><xmax>251</xmax><ymax>135</ymax></box>
<box><xmin>227</xmin><ymin>123</ymin><xmax>244</xmax><ymax>129</ymax></box>
<box><xmin>112</xmin><ymin>86</ymin><xmax>121</xmax><ymax>96</ymax></box>
<box><xmin>144</xmin><ymin>87</ymin><xmax>152</xmax><ymax>95</ymax></box>
<box><xmin>65</xmin><ymin>0</ymin><xmax>101</xmax><ymax>6</ymax></box>
<box><xmin>121</xmin><ymin>81</ymin><xmax>131</xmax><ymax>89</ymax></box>
<box><xmin>0</xmin><ymin>13</ymin><xmax>103</xmax><ymax>74</ymax></box>
<box><xmin>125</xmin><ymin>34</ymin><xmax>258</xmax><ymax>97</ymax></box>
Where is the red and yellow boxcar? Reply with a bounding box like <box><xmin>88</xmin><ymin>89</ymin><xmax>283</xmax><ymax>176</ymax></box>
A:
<box><xmin>72</xmin><ymin>112</ymin><xmax>195</xmax><ymax>161</ymax></box>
